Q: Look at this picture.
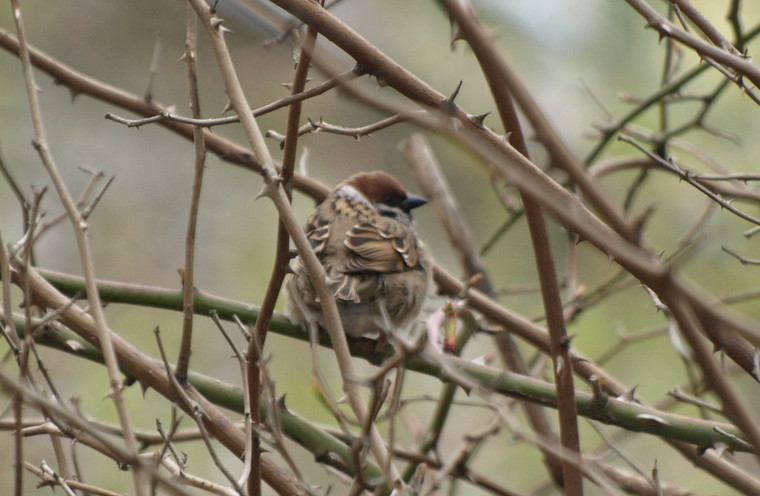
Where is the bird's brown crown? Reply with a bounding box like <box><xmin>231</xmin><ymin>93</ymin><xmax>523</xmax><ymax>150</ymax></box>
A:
<box><xmin>341</xmin><ymin>171</ymin><xmax>409</xmax><ymax>205</ymax></box>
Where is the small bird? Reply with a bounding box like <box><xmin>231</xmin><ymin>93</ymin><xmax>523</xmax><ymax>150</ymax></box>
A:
<box><xmin>286</xmin><ymin>170</ymin><xmax>430</xmax><ymax>339</ymax></box>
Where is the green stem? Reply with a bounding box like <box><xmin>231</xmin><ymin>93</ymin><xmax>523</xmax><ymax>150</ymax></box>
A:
<box><xmin>19</xmin><ymin>268</ymin><xmax>754</xmax><ymax>454</ymax></box>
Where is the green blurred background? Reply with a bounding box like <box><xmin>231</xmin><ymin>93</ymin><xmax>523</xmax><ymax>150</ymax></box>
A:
<box><xmin>1</xmin><ymin>1</ymin><xmax>760</xmax><ymax>494</ymax></box>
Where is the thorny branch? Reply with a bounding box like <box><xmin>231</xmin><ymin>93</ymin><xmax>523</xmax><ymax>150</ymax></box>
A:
<box><xmin>3</xmin><ymin>1</ymin><xmax>760</xmax><ymax>495</ymax></box>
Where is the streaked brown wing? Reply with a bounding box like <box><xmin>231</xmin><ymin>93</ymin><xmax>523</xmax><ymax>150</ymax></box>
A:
<box><xmin>304</xmin><ymin>217</ymin><xmax>330</xmax><ymax>254</ymax></box>
<box><xmin>343</xmin><ymin>219</ymin><xmax>419</xmax><ymax>273</ymax></box>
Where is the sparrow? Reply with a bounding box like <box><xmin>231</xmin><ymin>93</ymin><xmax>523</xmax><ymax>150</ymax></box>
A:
<box><xmin>286</xmin><ymin>170</ymin><xmax>430</xmax><ymax>339</ymax></box>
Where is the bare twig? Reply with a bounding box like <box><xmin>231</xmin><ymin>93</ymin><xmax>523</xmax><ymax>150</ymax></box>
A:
<box><xmin>175</xmin><ymin>3</ymin><xmax>207</xmax><ymax>385</ymax></box>
<box><xmin>401</xmin><ymin>133</ymin><xmax>565</xmax><ymax>483</ymax></box>
<box><xmin>39</xmin><ymin>460</ymin><xmax>77</xmax><ymax>496</ymax></box>
<box><xmin>662</xmin><ymin>293</ymin><xmax>760</xmax><ymax>452</ymax></box>
<box><xmin>9</xmin><ymin>1</ymin><xmax>144</xmax><ymax>493</ymax></box>
<box><xmin>154</xmin><ymin>327</ymin><xmax>245</xmax><ymax>496</ymax></box>
<box><xmin>668</xmin><ymin>387</ymin><xmax>722</xmax><ymax>414</ymax></box>
<box><xmin>10</xmin><ymin>262</ymin><xmax>308</xmax><ymax>495</ymax></box>
<box><xmin>401</xmin><ymin>134</ymin><xmax>491</xmax><ymax>292</ymax></box>
<box><xmin>207</xmin><ymin>313</ymin><xmax>254</xmax><ymax>487</ymax></box>
<box><xmin>157</xmin><ymin>453</ymin><xmax>239</xmax><ymax>496</ymax></box>
<box><xmin>0</xmin><ymin>232</ymin><xmax>20</xmax><ymax>354</ymax></box>
<box><xmin>309</xmin><ymin>113</ymin><xmax>409</xmax><ymax>138</ymax></box>
<box><xmin>722</xmin><ymin>245</ymin><xmax>760</xmax><ymax>266</ymax></box>
<box><xmin>619</xmin><ymin>135</ymin><xmax>760</xmax><ymax>227</ymax></box>
<box><xmin>24</xmin><ymin>461</ymin><xmax>122</xmax><ymax>496</ymax></box>
<box><xmin>184</xmin><ymin>0</ymin><xmax>405</xmax><ymax>490</ymax></box>
<box><xmin>245</xmin><ymin>17</ymin><xmax>319</xmax><ymax>496</ymax></box>
<box><xmin>0</xmin><ymin>367</ymin><xmax>191</xmax><ymax>496</ymax></box>
<box><xmin>669</xmin><ymin>0</ymin><xmax>741</xmax><ymax>54</ymax></box>
<box><xmin>156</xmin><ymin>413</ymin><xmax>185</xmax><ymax>471</ymax></box>
<box><xmin>625</xmin><ymin>0</ymin><xmax>760</xmax><ymax>89</ymax></box>
<box><xmin>105</xmin><ymin>68</ymin><xmax>359</xmax><ymax>129</ymax></box>
<box><xmin>439</xmin><ymin>1</ymin><xmax>583</xmax><ymax>492</ymax></box>
<box><xmin>234</xmin><ymin>315</ymin><xmax>305</xmax><ymax>483</ymax></box>
<box><xmin>5</xmin><ymin>3</ymin><xmax>760</xmax><ymax>494</ymax></box>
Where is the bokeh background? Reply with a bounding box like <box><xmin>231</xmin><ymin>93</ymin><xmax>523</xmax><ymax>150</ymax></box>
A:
<box><xmin>2</xmin><ymin>1</ymin><xmax>760</xmax><ymax>494</ymax></box>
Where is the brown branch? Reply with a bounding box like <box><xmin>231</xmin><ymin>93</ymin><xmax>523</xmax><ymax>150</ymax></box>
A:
<box><xmin>722</xmin><ymin>245</ymin><xmax>760</xmax><ymax>266</ymax></box>
<box><xmin>5</xmin><ymin>3</ymin><xmax>760</xmax><ymax>493</ymax></box>
<box><xmin>176</xmin><ymin>4</ymin><xmax>207</xmax><ymax>385</ymax></box>
<box><xmin>401</xmin><ymin>134</ymin><xmax>492</xmax><ymax>292</ymax></box>
<box><xmin>661</xmin><ymin>292</ymin><xmax>760</xmax><ymax>452</ymax></box>
<box><xmin>9</xmin><ymin>1</ymin><xmax>145</xmax><ymax>493</ymax></box>
<box><xmin>620</xmin><ymin>135</ymin><xmax>760</xmax><ymax>226</ymax></box>
<box><xmin>246</xmin><ymin>18</ymin><xmax>319</xmax><ymax>496</ymax></box>
<box><xmin>154</xmin><ymin>327</ymin><xmax>245</xmax><ymax>495</ymax></box>
<box><xmin>184</xmin><ymin>0</ymin><xmax>404</xmax><ymax>490</ymax></box>
<box><xmin>15</xmin><ymin>262</ymin><xmax>307</xmax><ymax>495</ymax></box>
<box><xmin>2</xmin><ymin>10</ymin><xmax>759</xmax><ymax>385</ymax></box>
<box><xmin>24</xmin><ymin>461</ymin><xmax>122</xmax><ymax>496</ymax></box>
<box><xmin>401</xmin><ymin>133</ymin><xmax>565</xmax><ymax>484</ymax></box>
<box><xmin>589</xmin><ymin>151</ymin><xmax>760</xmax><ymax>208</ymax></box>
<box><xmin>0</xmin><ymin>26</ymin><xmax>329</xmax><ymax>201</ymax></box>
<box><xmin>625</xmin><ymin>0</ymin><xmax>760</xmax><ymax>89</ymax></box>
<box><xmin>0</xmin><ymin>368</ymin><xmax>191</xmax><ymax>496</ymax></box>
<box><xmin>432</xmin><ymin>266</ymin><xmax>760</xmax><ymax>495</ymax></box>
<box><xmin>310</xmin><ymin>113</ymin><xmax>409</xmax><ymax>138</ymax></box>
<box><xmin>439</xmin><ymin>1</ymin><xmax>582</xmax><ymax>491</ymax></box>
<box><xmin>669</xmin><ymin>0</ymin><xmax>741</xmax><ymax>54</ymax></box>
<box><xmin>15</xmin><ymin>16</ymin><xmax>743</xmax><ymax>378</ymax></box>
<box><xmin>104</xmin><ymin>68</ymin><xmax>359</xmax><ymax>129</ymax></box>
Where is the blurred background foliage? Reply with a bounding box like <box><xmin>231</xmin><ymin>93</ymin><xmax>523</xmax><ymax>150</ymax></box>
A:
<box><xmin>2</xmin><ymin>1</ymin><xmax>760</xmax><ymax>494</ymax></box>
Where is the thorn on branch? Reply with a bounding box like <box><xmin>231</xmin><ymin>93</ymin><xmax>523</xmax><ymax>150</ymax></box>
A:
<box><xmin>589</xmin><ymin>374</ymin><xmax>609</xmax><ymax>416</ymax></box>
<box><xmin>209</xmin><ymin>16</ymin><xmax>224</xmax><ymax>31</ymax></box>
<box><xmin>306</xmin><ymin>117</ymin><xmax>320</xmax><ymax>133</ymax></box>
<box><xmin>636</xmin><ymin>413</ymin><xmax>670</xmax><ymax>427</ymax></box>
<box><xmin>277</xmin><ymin>394</ymin><xmax>290</xmax><ymax>413</ymax></box>
<box><xmin>256</xmin><ymin>173</ymin><xmax>281</xmax><ymax>200</ymax></box>
<box><xmin>615</xmin><ymin>385</ymin><xmax>639</xmax><ymax>403</ymax></box>
<box><xmin>469</xmin><ymin>112</ymin><xmax>490</xmax><ymax>128</ymax></box>
<box><xmin>441</xmin><ymin>80</ymin><xmax>463</xmax><ymax>114</ymax></box>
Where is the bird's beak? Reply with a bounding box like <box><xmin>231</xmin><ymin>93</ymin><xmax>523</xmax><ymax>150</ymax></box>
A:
<box><xmin>402</xmin><ymin>194</ymin><xmax>428</xmax><ymax>212</ymax></box>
